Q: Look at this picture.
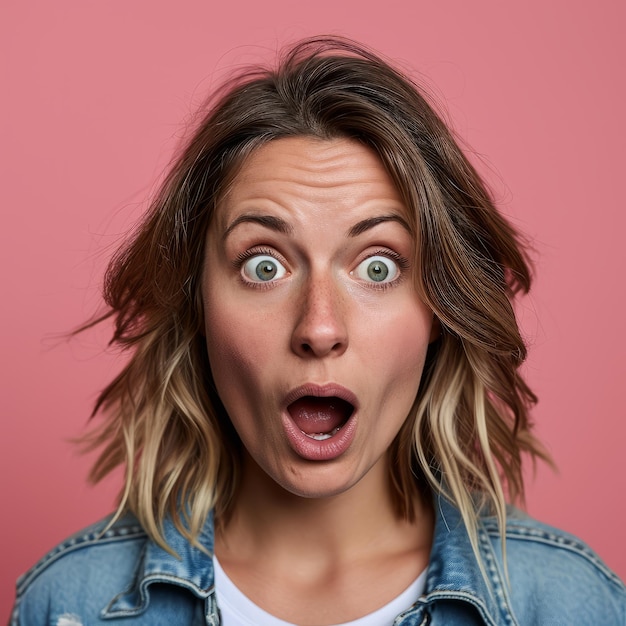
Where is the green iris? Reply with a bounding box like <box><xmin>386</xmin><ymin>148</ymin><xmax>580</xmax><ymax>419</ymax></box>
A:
<box><xmin>367</xmin><ymin>260</ymin><xmax>389</xmax><ymax>282</ymax></box>
<box><xmin>256</xmin><ymin>260</ymin><xmax>278</xmax><ymax>281</ymax></box>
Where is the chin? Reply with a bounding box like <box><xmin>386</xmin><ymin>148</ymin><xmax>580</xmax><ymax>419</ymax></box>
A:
<box><xmin>268</xmin><ymin>457</ymin><xmax>377</xmax><ymax>501</ymax></box>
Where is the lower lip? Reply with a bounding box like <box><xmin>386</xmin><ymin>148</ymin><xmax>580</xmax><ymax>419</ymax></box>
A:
<box><xmin>282</xmin><ymin>412</ymin><xmax>357</xmax><ymax>461</ymax></box>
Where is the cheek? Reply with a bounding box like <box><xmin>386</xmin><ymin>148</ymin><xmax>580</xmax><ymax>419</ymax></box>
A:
<box><xmin>203</xmin><ymin>291</ymin><xmax>281</xmax><ymax>399</ymax></box>
<box><xmin>367</xmin><ymin>299</ymin><xmax>432</xmax><ymax>359</ymax></box>
<box><xmin>365</xmin><ymin>302</ymin><xmax>433</xmax><ymax>399</ymax></box>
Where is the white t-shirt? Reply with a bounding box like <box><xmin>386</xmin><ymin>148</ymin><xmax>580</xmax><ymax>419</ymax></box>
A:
<box><xmin>213</xmin><ymin>556</ymin><xmax>427</xmax><ymax>626</ymax></box>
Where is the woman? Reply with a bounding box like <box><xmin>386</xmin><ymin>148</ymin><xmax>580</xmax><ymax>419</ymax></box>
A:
<box><xmin>11</xmin><ymin>37</ymin><xmax>625</xmax><ymax>625</ymax></box>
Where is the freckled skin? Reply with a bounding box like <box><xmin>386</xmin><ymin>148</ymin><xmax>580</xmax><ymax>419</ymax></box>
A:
<box><xmin>202</xmin><ymin>136</ymin><xmax>436</xmax><ymax>499</ymax></box>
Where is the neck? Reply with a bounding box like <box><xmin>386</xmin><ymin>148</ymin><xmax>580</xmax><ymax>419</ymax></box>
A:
<box><xmin>215</xmin><ymin>452</ymin><xmax>433</xmax><ymax>568</ymax></box>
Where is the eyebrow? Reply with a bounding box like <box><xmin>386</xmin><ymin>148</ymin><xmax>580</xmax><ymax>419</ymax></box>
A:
<box><xmin>222</xmin><ymin>214</ymin><xmax>294</xmax><ymax>240</ymax></box>
<box><xmin>347</xmin><ymin>214</ymin><xmax>412</xmax><ymax>237</ymax></box>
<box><xmin>222</xmin><ymin>212</ymin><xmax>411</xmax><ymax>240</ymax></box>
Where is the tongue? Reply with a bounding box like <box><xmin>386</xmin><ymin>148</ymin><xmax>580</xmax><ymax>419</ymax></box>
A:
<box><xmin>288</xmin><ymin>397</ymin><xmax>352</xmax><ymax>435</ymax></box>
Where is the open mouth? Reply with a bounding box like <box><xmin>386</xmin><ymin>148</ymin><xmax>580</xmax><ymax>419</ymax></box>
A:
<box><xmin>287</xmin><ymin>396</ymin><xmax>355</xmax><ymax>441</ymax></box>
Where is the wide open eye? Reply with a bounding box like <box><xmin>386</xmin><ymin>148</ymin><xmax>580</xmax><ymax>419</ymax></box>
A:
<box><xmin>242</xmin><ymin>254</ymin><xmax>287</xmax><ymax>283</ymax></box>
<box><xmin>354</xmin><ymin>255</ymin><xmax>399</xmax><ymax>284</ymax></box>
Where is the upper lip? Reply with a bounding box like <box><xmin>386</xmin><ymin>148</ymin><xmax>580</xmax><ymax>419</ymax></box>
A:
<box><xmin>283</xmin><ymin>383</ymin><xmax>359</xmax><ymax>411</ymax></box>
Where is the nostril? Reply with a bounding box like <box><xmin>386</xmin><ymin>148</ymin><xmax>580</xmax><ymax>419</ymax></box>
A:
<box><xmin>298</xmin><ymin>340</ymin><xmax>344</xmax><ymax>356</ymax></box>
<box><xmin>291</xmin><ymin>306</ymin><xmax>349</xmax><ymax>357</ymax></box>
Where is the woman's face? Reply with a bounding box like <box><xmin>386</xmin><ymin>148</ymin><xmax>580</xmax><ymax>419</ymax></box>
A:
<box><xmin>202</xmin><ymin>136</ymin><xmax>436</xmax><ymax>499</ymax></box>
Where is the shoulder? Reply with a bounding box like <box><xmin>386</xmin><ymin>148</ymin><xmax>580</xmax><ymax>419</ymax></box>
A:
<box><xmin>11</xmin><ymin>514</ymin><xmax>147</xmax><ymax>626</ymax></box>
<box><xmin>482</xmin><ymin>508</ymin><xmax>625</xmax><ymax>624</ymax></box>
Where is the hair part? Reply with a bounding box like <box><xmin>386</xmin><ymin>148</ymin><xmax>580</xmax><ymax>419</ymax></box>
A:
<box><xmin>79</xmin><ymin>36</ymin><xmax>551</xmax><ymax>572</ymax></box>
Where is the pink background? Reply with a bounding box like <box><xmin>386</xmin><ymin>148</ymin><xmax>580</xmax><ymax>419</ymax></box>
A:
<box><xmin>2</xmin><ymin>0</ymin><xmax>624</xmax><ymax>616</ymax></box>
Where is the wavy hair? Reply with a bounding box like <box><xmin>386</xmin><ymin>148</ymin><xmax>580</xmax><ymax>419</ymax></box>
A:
<box><xmin>80</xmin><ymin>36</ymin><xmax>549</xmax><ymax>564</ymax></box>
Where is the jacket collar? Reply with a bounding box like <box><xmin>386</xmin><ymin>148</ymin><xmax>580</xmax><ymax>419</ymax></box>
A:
<box><xmin>104</xmin><ymin>497</ymin><xmax>516</xmax><ymax>625</ymax></box>
<box><xmin>413</xmin><ymin>495</ymin><xmax>517</xmax><ymax>626</ymax></box>
<box><xmin>103</xmin><ymin>513</ymin><xmax>216</xmax><ymax>617</ymax></box>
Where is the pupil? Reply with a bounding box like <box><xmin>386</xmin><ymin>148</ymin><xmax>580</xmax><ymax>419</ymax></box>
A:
<box><xmin>256</xmin><ymin>260</ymin><xmax>277</xmax><ymax>280</ymax></box>
<box><xmin>367</xmin><ymin>261</ymin><xmax>388</xmax><ymax>281</ymax></box>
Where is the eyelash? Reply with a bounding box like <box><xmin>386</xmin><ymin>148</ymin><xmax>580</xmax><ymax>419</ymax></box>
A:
<box><xmin>358</xmin><ymin>249</ymin><xmax>410</xmax><ymax>290</ymax></box>
<box><xmin>232</xmin><ymin>247</ymin><xmax>410</xmax><ymax>289</ymax></box>
<box><xmin>233</xmin><ymin>246</ymin><xmax>276</xmax><ymax>267</ymax></box>
<box><xmin>233</xmin><ymin>247</ymin><xmax>287</xmax><ymax>289</ymax></box>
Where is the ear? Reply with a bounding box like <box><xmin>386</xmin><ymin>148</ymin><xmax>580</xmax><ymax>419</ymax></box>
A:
<box><xmin>429</xmin><ymin>315</ymin><xmax>441</xmax><ymax>344</ymax></box>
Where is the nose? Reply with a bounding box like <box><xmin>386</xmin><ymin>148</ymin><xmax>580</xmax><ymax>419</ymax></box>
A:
<box><xmin>290</xmin><ymin>275</ymin><xmax>348</xmax><ymax>358</ymax></box>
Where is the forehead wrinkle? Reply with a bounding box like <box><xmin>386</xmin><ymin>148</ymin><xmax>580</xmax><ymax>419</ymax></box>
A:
<box><xmin>222</xmin><ymin>213</ymin><xmax>294</xmax><ymax>241</ymax></box>
<box><xmin>347</xmin><ymin>214</ymin><xmax>412</xmax><ymax>238</ymax></box>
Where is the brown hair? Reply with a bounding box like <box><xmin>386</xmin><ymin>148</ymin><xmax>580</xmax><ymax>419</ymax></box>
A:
<box><xmin>80</xmin><ymin>36</ymin><xmax>549</xmax><ymax>561</ymax></box>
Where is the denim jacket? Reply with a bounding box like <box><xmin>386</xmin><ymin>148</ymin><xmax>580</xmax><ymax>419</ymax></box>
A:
<box><xmin>10</xmin><ymin>497</ymin><xmax>625</xmax><ymax>626</ymax></box>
